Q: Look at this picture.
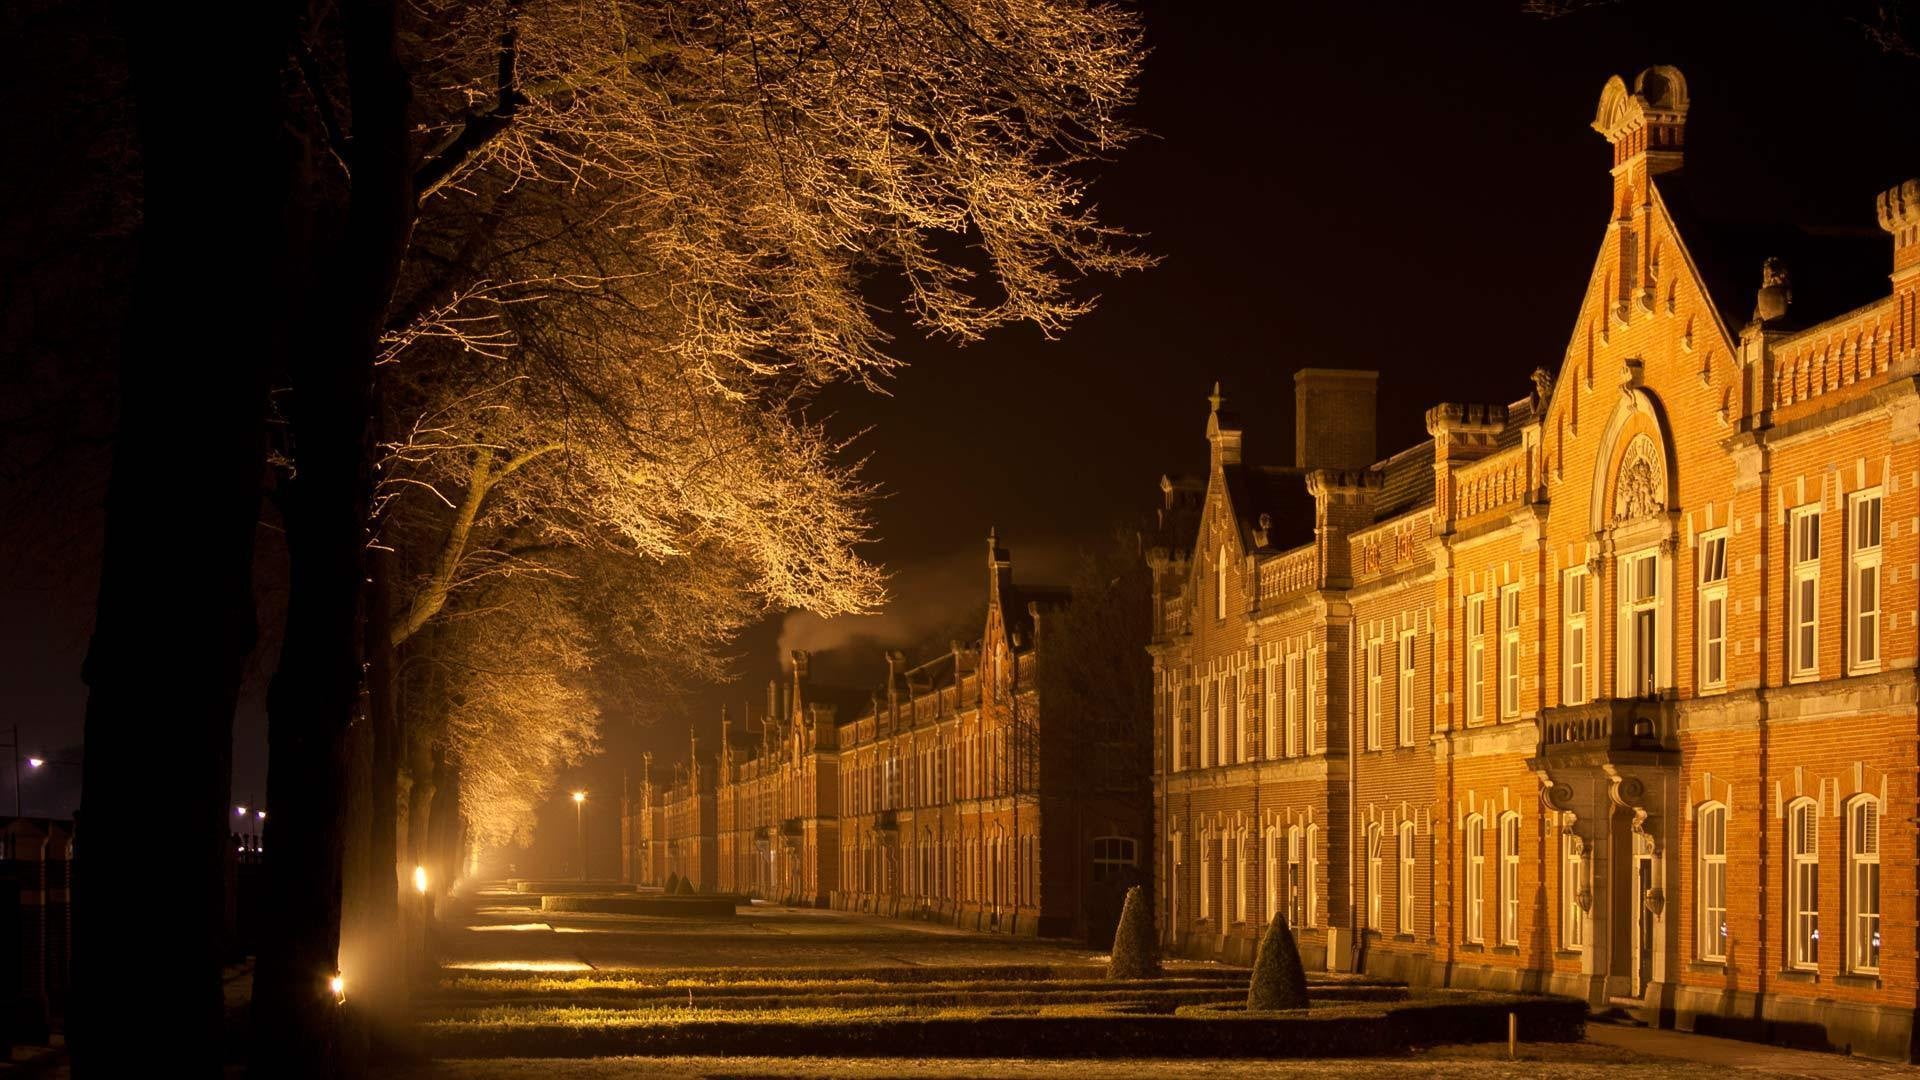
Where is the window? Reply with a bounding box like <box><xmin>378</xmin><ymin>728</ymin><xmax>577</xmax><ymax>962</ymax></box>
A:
<box><xmin>1198</xmin><ymin>680</ymin><xmax>1212</xmax><ymax>769</ymax></box>
<box><xmin>1365</xmin><ymin>639</ymin><xmax>1382</xmax><ymax>750</ymax></box>
<box><xmin>1398</xmin><ymin>633</ymin><xmax>1416</xmax><ymax>747</ymax></box>
<box><xmin>1848</xmin><ymin>796</ymin><xmax>1881</xmax><ymax>973</ymax></box>
<box><xmin>1234</xmin><ymin>831</ymin><xmax>1249</xmax><ymax>924</ymax></box>
<box><xmin>1305</xmin><ymin>824</ymin><xmax>1319</xmax><ymax>927</ymax></box>
<box><xmin>1285</xmin><ymin>654</ymin><xmax>1301</xmax><ymax>757</ymax></box>
<box><xmin>1498</xmin><ymin>814</ymin><xmax>1520</xmax><ymax>945</ymax></box>
<box><xmin>1199</xmin><ymin>835</ymin><xmax>1213</xmax><ymax>921</ymax></box>
<box><xmin>1699</xmin><ymin>532</ymin><xmax>1728</xmax><ymax>690</ymax></box>
<box><xmin>1850</xmin><ymin>491</ymin><xmax>1882</xmax><ymax>674</ymax></box>
<box><xmin>1091</xmin><ymin>836</ymin><xmax>1137</xmax><ymax>884</ymax></box>
<box><xmin>1398</xmin><ymin>821</ymin><xmax>1417</xmax><ymax>935</ymax></box>
<box><xmin>1790</xmin><ymin>506</ymin><xmax>1820</xmax><ymax>680</ymax></box>
<box><xmin>1216</xmin><ymin>544</ymin><xmax>1228</xmax><ymax>620</ymax></box>
<box><xmin>1464</xmin><ymin>814</ymin><xmax>1485</xmax><ymax>944</ymax></box>
<box><xmin>1174</xmin><ymin>679</ymin><xmax>1190</xmax><ymax>774</ymax></box>
<box><xmin>1170</xmin><ymin>832</ymin><xmax>1183</xmax><ymax>929</ymax></box>
<box><xmin>1788</xmin><ymin>800</ymin><xmax>1818</xmax><ymax>970</ymax></box>
<box><xmin>1366</xmin><ymin>823</ymin><xmax>1383</xmax><ymax>930</ymax></box>
<box><xmin>1266</xmin><ymin>827</ymin><xmax>1282</xmax><ymax>922</ymax></box>
<box><xmin>1217</xmin><ymin>675</ymin><xmax>1231</xmax><ymax>767</ymax></box>
<box><xmin>1697</xmin><ymin>803</ymin><xmax>1727</xmax><ymax>961</ymax></box>
<box><xmin>1466</xmin><ymin>597</ymin><xmax>1486</xmax><ymax>723</ymax></box>
<box><xmin>1500</xmin><ymin>586</ymin><xmax>1523</xmax><ymax>718</ymax></box>
<box><xmin>1264</xmin><ymin>656</ymin><xmax>1280</xmax><ymax>759</ymax></box>
<box><xmin>1305</xmin><ymin>649</ymin><xmax>1319</xmax><ymax>755</ymax></box>
<box><xmin>1562</xmin><ymin>568</ymin><xmax>1589</xmax><ymax>705</ymax></box>
<box><xmin>1562</xmin><ymin>830</ymin><xmax>1585</xmax><ymax>950</ymax></box>
<box><xmin>1232</xmin><ymin>669</ymin><xmax>1247</xmax><ymax>764</ymax></box>
<box><xmin>1286</xmin><ymin>825</ymin><xmax>1303</xmax><ymax>928</ymax></box>
<box><xmin>1623</xmin><ymin>550</ymin><xmax>1660</xmax><ymax>697</ymax></box>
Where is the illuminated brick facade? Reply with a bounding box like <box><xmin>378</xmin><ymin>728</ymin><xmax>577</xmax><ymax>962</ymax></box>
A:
<box><xmin>1148</xmin><ymin>66</ymin><xmax>1920</xmax><ymax>1059</ymax></box>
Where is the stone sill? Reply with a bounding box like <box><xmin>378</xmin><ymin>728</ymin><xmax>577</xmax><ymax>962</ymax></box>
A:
<box><xmin>1688</xmin><ymin>960</ymin><xmax>1728</xmax><ymax>974</ymax></box>
<box><xmin>1775</xmin><ymin>969</ymin><xmax>1819</xmax><ymax>984</ymax></box>
<box><xmin>1460</xmin><ymin>942</ymin><xmax>1486</xmax><ymax>954</ymax></box>
<box><xmin>1835</xmin><ymin>973</ymin><xmax>1882</xmax><ymax>989</ymax></box>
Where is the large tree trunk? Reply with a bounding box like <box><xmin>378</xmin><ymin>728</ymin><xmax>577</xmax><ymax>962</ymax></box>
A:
<box><xmin>73</xmin><ymin>3</ymin><xmax>295</xmax><ymax>1075</ymax></box>
<box><xmin>250</xmin><ymin>0</ymin><xmax>414</xmax><ymax>1075</ymax></box>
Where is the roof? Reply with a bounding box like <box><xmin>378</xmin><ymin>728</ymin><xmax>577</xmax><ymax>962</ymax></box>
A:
<box><xmin>1372</xmin><ymin>443</ymin><xmax>1435</xmax><ymax>522</ymax></box>
<box><xmin>1655</xmin><ymin>170</ymin><xmax>1889</xmax><ymax>339</ymax></box>
<box><xmin>1224</xmin><ymin>463</ymin><xmax>1315</xmax><ymax>551</ymax></box>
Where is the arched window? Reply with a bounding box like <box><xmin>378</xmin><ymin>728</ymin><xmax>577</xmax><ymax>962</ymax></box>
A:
<box><xmin>1463</xmin><ymin>814</ymin><xmax>1485</xmax><ymax>944</ymax></box>
<box><xmin>1788</xmin><ymin>799</ymin><xmax>1819</xmax><ymax>970</ymax></box>
<box><xmin>1366</xmin><ymin>823</ymin><xmax>1383</xmax><ymax>930</ymax></box>
<box><xmin>1398</xmin><ymin>821</ymin><xmax>1417</xmax><ymax>935</ymax></box>
<box><xmin>1697</xmin><ymin>803</ymin><xmax>1728</xmax><ymax>961</ymax></box>
<box><xmin>1216</xmin><ymin>544</ymin><xmax>1229</xmax><ymax>620</ymax></box>
<box><xmin>1848</xmin><ymin>796</ymin><xmax>1881</xmax><ymax>972</ymax></box>
<box><xmin>1499</xmin><ymin>813</ymin><xmax>1521</xmax><ymax>945</ymax></box>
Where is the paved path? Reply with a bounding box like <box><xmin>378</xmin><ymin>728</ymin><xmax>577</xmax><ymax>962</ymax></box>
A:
<box><xmin>1588</xmin><ymin>1022</ymin><xmax>1916</xmax><ymax>1078</ymax></box>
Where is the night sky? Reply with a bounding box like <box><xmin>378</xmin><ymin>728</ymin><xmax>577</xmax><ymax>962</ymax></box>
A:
<box><xmin>3</xmin><ymin>1</ymin><xmax>1917</xmax><ymax>857</ymax></box>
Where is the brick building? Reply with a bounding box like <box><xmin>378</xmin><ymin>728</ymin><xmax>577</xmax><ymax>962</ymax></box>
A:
<box><xmin>628</xmin><ymin>533</ymin><xmax>1151</xmax><ymax>943</ymax></box>
<box><xmin>1147</xmin><ymin>65</ymin><xmax>1920</xmax><ymax>1059</ymax></box>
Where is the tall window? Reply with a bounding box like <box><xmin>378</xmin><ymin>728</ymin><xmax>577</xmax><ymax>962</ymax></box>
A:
<box><xmin>1228</xmin><ymin>672</ymin><xmax>1243</xmax><ymax>766</ymax></box>
<box><xmin>1216</xmin><ymin>676</ymin><xmax>1229</xmax><ymax>767</ymax></box>
<box><xmin>1233</xmin><ymin>831</ymin><xmax>1248</xmax><ymax>924</ymax></box>
<box><xmin>1500</xmin><ymin>585</ymin><xmax>1523</xmax><ymax>718</ymax></box>
<box><xmin>1285</xmin><ymin>654</ymin><xmax>1301</xmax><ymax>758</ymax></box>
<box><xmin>1398</xmin><ymin>820</ymin><xmax>1417</xmax><ymax>935</ymax></box>
<box><xmin>1173</xmin><ymin>680</ymin><xmax>1188</xmax><ymax>773</ymax></box>
<box><xmin>1264</xmin><ymin>656</ymin><xmax>1280</xmax><ymax>759</ymax></box>
<box><xmin>1305</xmin><ymin>824</ymin><xmax>1319</xmax><ymax>928</ymax></box>
<box><xmin>1498</xmin><ymin>814</ymin><xmax>1520</xmax><ymax>945</ymax></box>
<box><xmin>1623</xmin><ymin>550</ymin><xmax>1660</xmax><ymax>696</ymax></box>
<box><xmin>1699</xmin><ymin>532</ymin><xmax>1729</xmax><ymax>691</ymax></box>
<box><xmin>1304</xmin><ymin>649</ymin><xmax>1319</xmax><ymax>755</ymax></box>
<box><xmin>1365</xmin><ymin>639</ymin><xmax>1382</xmax><ymax>750</ymax></box>
<box><xmin>1697</xmin><ymin>803</ymin><xmax>1728</xmax><ymax>961</ymax></box>
<box><xmin>1790</xmin><ymin>506</ymin><xmax>1821</xmax><ymax>680</ymax></box>
<box><xmin>1365</xmin><ymin>823</ymin><xmax>1383</xmax><ymax>929</ymax></box>
<box><xmin>1850</xmin><ymin>491</ymin><xmax>1882</xmax><ymax>674</ymax></box>
<box><xmin>1398</xmin><ymin>632</ymin><xmax>1416</xmax><ymax>747</ymax></box>
<box><xmin>1788</xmin><ymin>799</ymin><xmax>1819</xmax><ymax>970</ymax></box>
<box><xmin>1266</xmin><ymin>828</ymin><xmax>1282</xmax><ymax>921</ymax></box>
<box><xmin>1849</xmin><ymin>796</ymin><xmax>1881</xmax><ymax>973</ymax></box>
<box><xmin>1562</xmin><ymin>830</ymin><xmax>1585</xmax><ymax>950</ymax></box>
<box><xmin>1562</xmin><ymin>568</ymin><xmax>1589</xmax><ymax>705</ymax></box>
<box><xmin>1466</xmin><ymin>596</ymin><xmax>1486</xmax><ymax>723</ymax></box>
<box><xmin>1170</xmin><ymin>832</ymin><xmax>1182</xmax><ymax>930</ymax></box>
<box><xmin>1286</xmin><ymin>825</ymin><xmax>1303</xmax><ymax>928</ymax></box>
<box><xmin>1199</xmin><ymin>835</ymin><xmax>1213</xmax><ymax>922</ymax></box>
<box><xmin>1464</xmin><ymin>814</ymin><xmax>1485</xmax><ymax>944</ymax></box>
<box><xmin>1216</xmin><ymin>544</ymin><xmax>1228</xmax><ymax>620</ymax></box>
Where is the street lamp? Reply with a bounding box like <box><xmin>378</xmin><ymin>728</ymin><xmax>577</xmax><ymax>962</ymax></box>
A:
<box><xmin>572</xmin><ymin>790</ymin><xmax>588</xmax><ymax>882</ymax></box>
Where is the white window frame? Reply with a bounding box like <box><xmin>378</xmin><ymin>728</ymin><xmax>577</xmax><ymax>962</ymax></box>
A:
<box><xmin>1464</xmin><ymin>814</ymin><xmax>1485</xmax><ymax>944</ymax></box>
<box><xmin>1562</xmin><ymin>829</ymin><xmax>1585</xmax><ymax>950</ymax></box>
<box><xmin>1366</xmin><ymin>823</ymin><xmax>1383</xmax><ymax>930</ymax></box>
<box><xmin>1286</xmin><ymin>825</ymin><xmax>1303</xmax><ymax>928</ymax></box>
<box><xmin>1562</xmin><ymin>567</ymin><xmax>1589</xmax><ymax>705</ymax></box>
<box><xmin>1790</xmin><ymin>505</ymin><xmax>1821</xmax><ymax>681</ymax></box>
<box><xmin>1698</xmin><ymin>531</ymin><xmax>1729</xmax><ymax>691</ymax></box>
<box><xmin>1199</xmin><ymin>833</ymin><xmax>1213</xmax><ymax>922</ymax></box>
<box><xmin>1498</xmin><ymin>813</ymin><xmax>1520</xmax><ymax>945</ymax></box>
<box><xmin>1305</xmin><ymin>823</ymin><xmax>1319</xmax><ymax>928</ymax></box>
<box><xmin>1230</xmin><ymin>669</ymin><xmax>1246</xmax><ymax>766</ymax></box>
<box><xmin>1849</xmin><ymin>490</ymin><xmax>1882</xmax><ymax>675</ymax></box>
<box><xmin>1466</xmin><ymin>596</ymin><xmax>1486</xmax><ymax>723</ymax></box>
<box><xmin>1499</xmin><ymin>585</ymin><xmax>1523</xmax><ymax>718</ymax></box>
<box><xmin>1266</xmin><ymin>826</ymin><xmax>1282</xmax><ymax>922</ymax></box>
<box><xmin>1398</xmin><ymin>820</ymin><xmax>1416</xmax><ymax>936</ymax></box>
<box><xmin>1305</xmin><ymin>648</ymin><xmax>1319</xmax><ymax>755</ymax></box>
<box><xmin>1284</xmin><ymin>653</ymin><xmax>1301</xmax><ymax>758</ymax></box>
<box><xmin>1398</xmin><ymin>632</ymin><xmax>1416</xmax><ymax>747</ymax></box>
<box><xmin>1788</xmin><ymin>798</ymin><xmax>1819</xmax><ymax>971</ymax></box>
<box><xmin>1233</xmin><ymin>829</ymin><xmax>1248</xmax><ymax>924</ymax></box>
<box><xmin>1365</xmin><ymin>638</ymin><xmax>1382</xmax><ymax>751</ymax></box>
<box><xmin>1848</xmin><ymin>795</ymin><xmax>1881</xmax><ymax>973</ymax></box>
<box><xmin>1621</xmin><ymin>549</ymin><xmax>1662</xmax><ymax>697</ymax></box>
<box><xmin>1216</xmin><ymin>544</ymin><xmax>1228</xmax><ymax>621</ymax></box>
<box><xmin>1264</xmin><ymin>654</ymin><xmax>1280</xmax><ymax>759</ymax></box>
<box><xmin>1697</xmin><ymin>802</ymin><xmax>1728</xmax><ymax>962</ymax></box>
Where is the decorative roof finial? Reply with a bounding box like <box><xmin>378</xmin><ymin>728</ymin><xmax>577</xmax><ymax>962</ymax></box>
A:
<box><xmin>1208</xmin><ymin>381</ymin><xmax>1223</xmax><ymax>414</ymax></box>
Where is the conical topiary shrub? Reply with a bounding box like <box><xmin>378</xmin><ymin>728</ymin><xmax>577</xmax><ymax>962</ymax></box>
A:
<box><xmin>1107</xmin><ymin>885</ymin><xmax>1162</xmax><ymax>979</ymax></box>
<box><xmin>1246</xmin><ymin>913</ymin><xmax>1310</xmax><ymax>1011</ymax></box>
<box><xmin>664</xmin><ymin>872</ymin><xmax>681</xmax><ymax>894</ymax></box>
<box><xmin>676</xmin><ymin>874</ymin><xmax>696</xmax><ymax>895</ymax></box>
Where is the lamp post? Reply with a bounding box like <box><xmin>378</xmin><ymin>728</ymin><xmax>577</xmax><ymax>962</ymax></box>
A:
<box><xmin>572</xmin><ymin>790</ymin><xmax>588</xmax><ymax>881</ymax></box>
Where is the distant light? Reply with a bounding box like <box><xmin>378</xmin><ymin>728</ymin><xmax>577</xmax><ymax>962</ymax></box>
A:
<box><xmin>329</xmin><ymin>973</ymin><xmax>346</xmax><ymax>1004</ymax></box>
<box><xmin>571</xmin><ymin>790</ymin><xmax>587</xmax><ymax>804</ymax></box>
<box><xmin>26</xmin><ymin>759</ymin><xmax>43</xmax><ymax>770</ymax></box>
<box><xmin>236</xmin><ymin>805</ymin><xmax>248</xmax><ymax>815</ymax></box>
<box><xmin>257</xmin><ymin>811</ymin><xmax>266</xmax><ymax>820</ymax></box>
<box><xmin>413</xmin><ymin>865</ymin><xmax>428</xmax><ymax>895</ymax></box>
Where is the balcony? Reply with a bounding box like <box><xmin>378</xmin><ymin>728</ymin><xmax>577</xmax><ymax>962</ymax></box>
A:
<box><xmin>1534</xmin><ymin>698</ymin><xmax>1678</xmax><ymax>765</ymax></box>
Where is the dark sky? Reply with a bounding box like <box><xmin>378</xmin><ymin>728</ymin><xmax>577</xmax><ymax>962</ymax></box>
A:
<box><xmin>3</xmin><ymin>0</ymin><xmax>1917</xmax><ymax>852</ymax></box>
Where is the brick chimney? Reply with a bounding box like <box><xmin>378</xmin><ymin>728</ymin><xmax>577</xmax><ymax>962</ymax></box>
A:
<box><xmin>1592</xmin><ymin>66</ymin><xmax>1688</xmax><ymax>181</ymax></box>
<box><xmin>1878</xmin><ymin>179</ymin><xmax>1920</xmax><ymax>359</ymax></box>
<box><xmin>1294</xmin><ymin>368</ymin><xmax>1378</xmax><ymax>472</ymax></box>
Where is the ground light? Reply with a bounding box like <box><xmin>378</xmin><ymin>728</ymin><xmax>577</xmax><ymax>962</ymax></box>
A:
<box><xmin>330</xmin><ymin>973</ymin><xmax>346</xmax><ymax>1005</ymax></box>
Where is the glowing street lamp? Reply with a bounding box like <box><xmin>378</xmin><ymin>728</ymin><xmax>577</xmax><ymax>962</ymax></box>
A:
<box><xmin>413</xmin><ymin>865</ymin><xmax>429</xmax><ymax>895</ymax></box>
<box><xmin>25</xmin><ymin>758</ymin><xmax>43</xmax><ymax>770</ymax></box>
<box><xmin>572</xmin><ymin>790</ymin><xmax>588</xmax><ymax>882</ymax></box>
<box><xmin>330</xmin><ymin>972</ymin><xmax>346</xmax><ymax>1005</ymax></box>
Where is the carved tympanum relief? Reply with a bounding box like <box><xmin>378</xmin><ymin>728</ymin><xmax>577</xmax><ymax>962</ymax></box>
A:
<box><xmin>1612</xmin><ymin>433</ymin><xmax>1665</xmax><ymax>523</ymax></box>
